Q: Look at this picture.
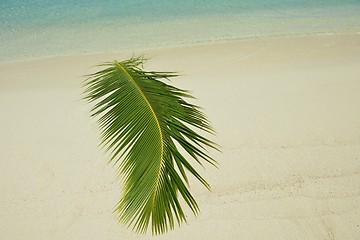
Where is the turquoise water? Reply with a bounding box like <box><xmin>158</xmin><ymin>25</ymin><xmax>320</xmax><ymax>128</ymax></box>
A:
<box><xmin>1</xmin><ymin>0</ymin><xmax>360</xmax><ymax>61</ymax></box>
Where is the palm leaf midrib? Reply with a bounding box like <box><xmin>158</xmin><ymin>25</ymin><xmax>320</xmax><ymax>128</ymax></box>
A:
<box><xmin>113</xmin><ymin>60</ymin><xmax>165</xmax><ymax>204</ymax></box>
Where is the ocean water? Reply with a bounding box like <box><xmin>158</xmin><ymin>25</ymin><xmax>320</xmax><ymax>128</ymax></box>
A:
<box><xmin>1</xmin><ymin>0</ymin><xmax>360</xmax><ymax>61</ymax></box>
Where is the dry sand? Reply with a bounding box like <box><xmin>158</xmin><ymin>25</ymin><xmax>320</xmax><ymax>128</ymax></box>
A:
<box><xmin>1</xmin><ymin>34</ymin><xmax>360</xmax><ymax>239</ymax></box>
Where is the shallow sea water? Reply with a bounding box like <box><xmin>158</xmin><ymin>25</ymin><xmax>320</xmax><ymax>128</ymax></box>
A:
<box><xmin>1</xmin><ymin>0</ymin><xmax>360</xmax><ymax>61</ymax></box>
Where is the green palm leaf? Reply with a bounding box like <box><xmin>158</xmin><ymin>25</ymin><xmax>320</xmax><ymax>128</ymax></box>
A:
<box><xmin>83</xmin><ymin>56</ymin><xmax>219</xmax><ymax>234</ymax></box>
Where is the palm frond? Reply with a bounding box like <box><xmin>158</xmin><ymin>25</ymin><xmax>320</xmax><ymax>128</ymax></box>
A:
<box><xmin>83</xmin><ymin>56</ymin><xmax>219</xmax><ymax>235</ymax></box>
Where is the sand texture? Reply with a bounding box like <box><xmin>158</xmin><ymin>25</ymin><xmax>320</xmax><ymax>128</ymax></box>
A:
<box><xmin>1</xmin><ymin>34</ymin><xmax>360</xmax><ymax>239</ymax></box>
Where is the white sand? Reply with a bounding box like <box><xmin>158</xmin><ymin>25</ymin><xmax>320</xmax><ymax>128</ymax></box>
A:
<box><xmin>1</xmin><ymin>34</ymin><xmax>360</xmax><ymax>239</ymax></box>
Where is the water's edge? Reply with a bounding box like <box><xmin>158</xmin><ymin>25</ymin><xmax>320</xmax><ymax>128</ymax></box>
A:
<box><xmin>1</xmin><ymin>0</ymin><xmax>360</xmax><ymax>62</ymax></box>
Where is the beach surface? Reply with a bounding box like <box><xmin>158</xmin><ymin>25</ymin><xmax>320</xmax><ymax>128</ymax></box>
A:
<box><xmin>1</xmin><ymin>34</ymin><xmax>360</xmax><ymax>239</ymax></box>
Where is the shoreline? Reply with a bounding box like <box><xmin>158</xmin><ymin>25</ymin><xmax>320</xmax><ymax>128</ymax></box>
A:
<box><xmin>1</xmin><ymin>32</ymin><xmax>360</xmax><ymax>64</ymax></box>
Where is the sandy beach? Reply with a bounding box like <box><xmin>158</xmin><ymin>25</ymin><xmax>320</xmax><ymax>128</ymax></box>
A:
<box><xmin>1</xmin><ymin>34</ymin><xmax>360</xmax><ymax>239</ymax></box>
